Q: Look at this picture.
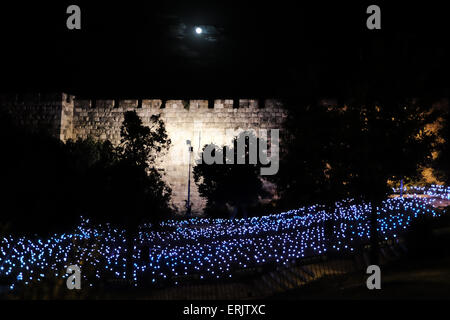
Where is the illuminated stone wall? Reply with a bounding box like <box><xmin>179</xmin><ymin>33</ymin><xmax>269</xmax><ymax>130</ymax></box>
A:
<box><xmin>1</xmin><ymin>93</ymin><xmax>287</xmax><ymax>214</ymax></box>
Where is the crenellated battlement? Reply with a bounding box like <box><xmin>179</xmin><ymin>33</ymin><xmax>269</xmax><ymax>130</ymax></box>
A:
<box><xmin>72</xmin><ymin>98</ymin><xmax>282</xmax><ymax>111</ymax></box>
<box><xmin>0</xmin><ymin>93</ymin><xmax>287</xmax><ymax>215</ymax></box>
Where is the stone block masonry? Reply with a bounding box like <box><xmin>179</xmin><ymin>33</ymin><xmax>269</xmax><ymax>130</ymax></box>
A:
<box><xmin>1</xmin><ymin>93</ymin><xmax>288</xmax><ymax>215</ymax></box>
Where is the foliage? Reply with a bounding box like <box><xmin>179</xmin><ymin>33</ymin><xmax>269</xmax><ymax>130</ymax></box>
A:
<box><xmin>0</xmin><ymin>110</ymin><xmax>172</xmax><ymax>235</ymax></box>
<box><xmin>276</xmin><ymin>96</ymin><xmax>437</xmax><ymax>264</ymax></box>
<box><xmin>276</xmin><ymin>98</ymin><xmax>437</xmax><ymax>209</ymax></box>
<box><xmin>78</xmin><ymin>111</ymin><xmax>173</xmax><ymax>229</ymax></box>
<box><xmin>193</xmin><ymin>131</ymin><xmax>268</xmax><ymax>218</ymax></box>
<box><xmin>118</xmin><ymin>112</ymin><xmax>171</xmax><ymax>170</ymax></box>
<box><xmin>273</xmin><ymin>103</ymin><xmax>345</xmax><ymax>209</ymax></box>
<box><xmin>0</xmin><ymin>111</ymin><xmax>78</xmax><ymax>234</ymax></box>
<box><xmin>435</xmin><ymin>109</ymin><xmax>450</xmax><ymax>184</ymax></box>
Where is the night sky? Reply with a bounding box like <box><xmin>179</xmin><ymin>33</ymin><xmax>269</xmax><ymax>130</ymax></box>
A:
<box><xmin>0</xmin><ymin>1</ymin><xmax>449</xmax><ymax>100</ymax></box>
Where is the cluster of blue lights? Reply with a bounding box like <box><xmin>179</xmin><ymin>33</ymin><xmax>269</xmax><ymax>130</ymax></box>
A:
<box><xmin>1</xmin><ymin>185</ymin><xmax>448</xmax><ymax>290</ymax></box>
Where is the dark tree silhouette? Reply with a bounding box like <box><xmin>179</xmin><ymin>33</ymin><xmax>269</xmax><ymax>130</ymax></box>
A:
<box><xmin>435</xmin><ymin>108</ymin><xmax>450</xmax><ymax>184</ymax></box>
<box><xmin>0</xmin><ymin>111</ymin><xmax>79</xmax><ymax>235</ymax></box>
<box><xmin>274</xmin><ymin>102</ymin><xmax>348</xmax><ymax>209</ymax></box>
<box><xmin>74</xmin><ymin>111</ymin><xmax>173</xmax><ymax>281</ymax></box>
<box><xmin>78</xmin><ymin>111</ymin><xmax>173</xmax><ymax>227</ymax></box>
<box><xmin>277</xmin><ymin>97</ymin><xmax>436</xmax><ymax>263</ymax></box>
<box><xmin>0</xmin><ymin>109</ymin><xmax>172</xmax><ymax>281</ymax></box>
<box><xmin>119</xmin><ymin>111</ymin><xmax>171</xmax><ymax>170</ymax></box>
<box><xmin>193</xmin><ymin>131</ymin><xmax>268</xmax><ymax>218</ymax></box>
<box><xmin>335</xmin><ymin>98</ymin><xmax>435</xmax><ymax>263</ymax></box>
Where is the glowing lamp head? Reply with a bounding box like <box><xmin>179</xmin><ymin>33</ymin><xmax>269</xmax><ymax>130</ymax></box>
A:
<box><xmin>195</xmin><ymin>27</ymin><xmax>203</xmax><ymax>34</ymax></box>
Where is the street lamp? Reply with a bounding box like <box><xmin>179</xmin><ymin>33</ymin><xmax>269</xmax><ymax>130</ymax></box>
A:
<box><xmin>186</xmin><ymin>140</ymin><xmax>194</xmax><ymax>217</ymax></box>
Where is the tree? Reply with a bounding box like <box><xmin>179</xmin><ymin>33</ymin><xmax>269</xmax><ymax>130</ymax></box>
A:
<box><xmin>115</xmin><ymin>111</ymin><xmax>172</xmax><ymax>225</ymax></box>
<box><xmin>82</xmin><ymin>111</ymin><xmax>172</xmax><ymax>227</ymax></box>
<box><xmin>336</xmin><ymin>98</ymin><xmax>436</xmax><ymax>263</ymax></box>
<box><xmin>435</xmin><ymin>108</ymin><xmax>450</xmax><ymax>183</ymax></box>
<box><xmin>65</xmin><ymin>137</ymin><xmax>118</xmax><ymax>220</ymax></box>
<box><xmin>119</xmin><ymin>111</ymin><xmax>171</xmax><ymax>170</ymax></box>
<box><xmin>0</xmin><ymin>109</ymin><xmax>172</xmax><ymax>280</ymax></box>
<box><xmin>276</xmin><ymin>97</ymin><xmax>436</xmax><ymax>264</ymax></box>
<box><xmin>0</xmin><ymin>111</ymin><xmax>81</xmax><ymax>235</ymax></box>
<box><xmin>274</xmin><ymin>102</ymin><xmax>350</xmax><ymax>210</ymax></box>
<box><xmin>93</xmin><ymin>111</ymin><xmax>172</xmax><ymax>281</ymax></box>
<box><xmin>193</xmin><ymin>131</ymin><xmax>268</xmax><ymax>218</ymax></box>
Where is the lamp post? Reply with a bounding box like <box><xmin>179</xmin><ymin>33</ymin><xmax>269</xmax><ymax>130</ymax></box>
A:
<box><xmin>186</xmin><ymin>140</ymin><xmax>193</xmax><ymax>217</ymax></box>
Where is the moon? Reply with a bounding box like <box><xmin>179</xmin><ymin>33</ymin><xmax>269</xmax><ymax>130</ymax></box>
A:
<box><xmin>195</xmin><ymin>27</ymin><xmax>203</xmax><ymax>34</ymax></box>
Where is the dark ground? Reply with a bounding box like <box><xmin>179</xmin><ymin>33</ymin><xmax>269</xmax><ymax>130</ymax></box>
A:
<box><xmin>271</xmin><ymin>256</ymin><xmax>450</xmax><ymax>300</ymax></box>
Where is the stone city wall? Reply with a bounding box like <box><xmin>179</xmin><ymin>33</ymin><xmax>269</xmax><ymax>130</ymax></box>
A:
<box><xmin>1</xmin><ymin>93</ymin><xmax>288</xmax><ymax>214</ymax></box>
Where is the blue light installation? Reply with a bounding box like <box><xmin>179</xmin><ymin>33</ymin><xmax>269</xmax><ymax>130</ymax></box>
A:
<box><xmin>1</xmin><ymin>185</ymin><xmax>448</xmax><ymax>290</ymax></box>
